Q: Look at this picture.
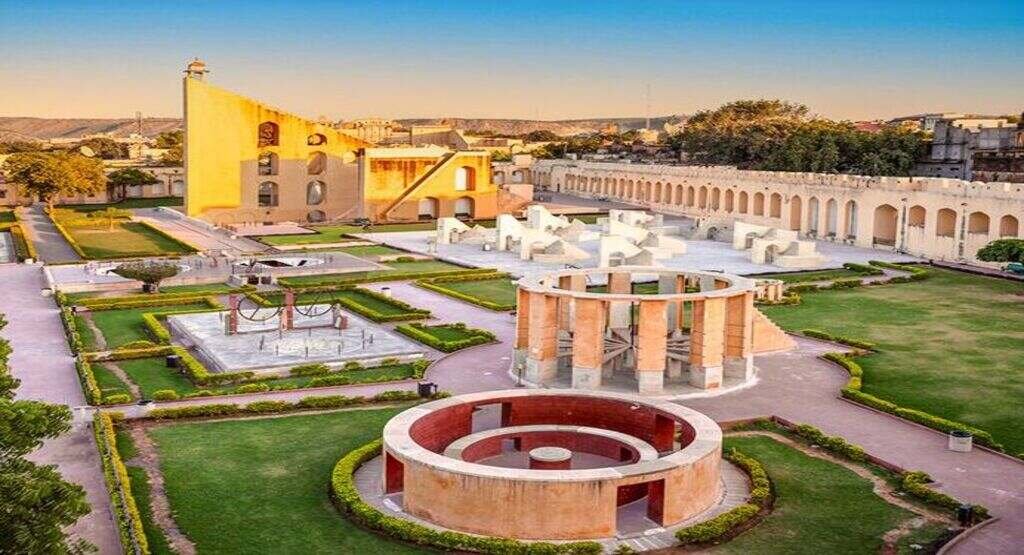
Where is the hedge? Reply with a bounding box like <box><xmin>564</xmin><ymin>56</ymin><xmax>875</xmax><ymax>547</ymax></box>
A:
<box><xmin>842</xmin><ymin>262</ymin><xmax>885</xmax><ymax>276</ymax></box>
<box><xmin>413</xmin><ymin>272</ymin><xmax>516</xmax><ymax>311</ymax></box>
<box><xmin>93</xmin><ymin>412</ymin><xmax>150</xmax><ymax>555</ymax></box>
<box><xmin>290</xmin><ymin>363</ymin><xmax>331</xmax><ymax>376</ymax></box>
<box><xmin>902</xmin><ymin>471</ymin><xmax>989</xmax><ymax>522</ymax></box>
<box><xmin>144</xmin><ymin>390</ymin><xmax>434</xmax><ymax>420</ymax></box>
<box><xmin>675</xmin><ymin>447</ymin><xmax>770</xmax><ymax>545</ymax></box>
<box><xmin>824</xmin><ymin>351</ymin><xmax>1004</xmax><ymax>451</ymax></box>
<box><xmin>140</xmin><ymin>302</ymin><xmax>224</xmax><ymax>344</ymax></box>
<box><xmin>395</xmin><ymin>322</ymin><xmax>496</xmax><ymax>352</ymax></box>
<box><xmin>307</xmin><ymin>360</ymin><xmax>429</xmax><ymax>387</ymax></box>
<box><xmin>279</xmin><ymin>267</ymin><xmax>496</xmax><ymax>288</ymax></box>
<box><xmin>868</xmin><ymin>260</ymin><xmax>930</xmax><ymax>282</ymax></box>
<box><xmin>76</xmin><ymin>292</ymin><xmax>226</xmax><ymax>311</ymax></box>
<box><xmin>801</xmin><ymin>329</ymin><xmax>875</xmax><ymax>350</ymax></box>
<box><xmin>60</xmin><ymin>306</ymin><xmax>84</xmax><ymax>354</ymax></box>
<box><xmin>330</xmin><ymin>440</ymin><xmax>603</xmax><ymax>554</ymax></box>
<box><xmin>791</xmin><ymin>423</ymin><xmax>866</xmax><ymax>461</ymax></box>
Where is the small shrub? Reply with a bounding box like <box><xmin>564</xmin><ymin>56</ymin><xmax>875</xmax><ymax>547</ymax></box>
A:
<box><xmin>235</xmin><ymin>382</ymin><xmax>270</xmax><ymax>394</ymax></box>
<box><xmin>118</xmin><ymin>339</ymin><xmax>157</xmax><ymax>351</ymax></box>
<box><xmin>676</xmin><ymin>504</ymin><xmax>760</xmax><ymax>544</ymax></box>
<box><xmin>245</xmin><ymin>400</ymin><xmax>289</xmax><ymax>413</ymax></box>
<box><xmin>827</xmin><ymin>278</ymin><xmax>863</xmax><ymax>289</ymax></box>
<box><xmin>152</xmin><ymin>389</ymin><xmax>180</xmax><ymax>401</ymax></box>
<box><xmin>184</xmin><ymin>389</ymin><xmax>215</xmax><ymax>398</ymax></box>
<box><xmin>103</xmin><ymin>393</ymin><xmax>132</xmax><ymax>405</ymax></box>
<box><xmin>792</xmin><ymin>424</ymin><xmax>866</xmax><ymax>461</ymax></box>
<box><xmin>902</xmin><ymin>471</ymin><xmax>989</xmax><ymax>521</ymax></box>
<box><xmin>395</xmin><ymin>256</ymin><xmax>415</xmax><ymax>262</ymax></box>
<box><xmin>290</xmin><ymin>363</ymin><xmax>331</xmax><ymax>377</ymax></box>
<box><xmin>342</xmin><ymin>361</ymin><xmax>364</xmax><ymax>371</ymax></box>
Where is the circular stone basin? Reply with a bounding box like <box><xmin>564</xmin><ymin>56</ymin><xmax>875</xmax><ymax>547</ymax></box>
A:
<box><xmin>529</xmin><ymin>446</ymin><xmax>571</xmax><ymax>463</ymax></box>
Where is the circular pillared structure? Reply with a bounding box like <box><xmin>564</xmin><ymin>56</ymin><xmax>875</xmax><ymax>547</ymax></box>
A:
<box><xmin>381</xmin><ymin>389</ymin><xmax>722</xmax><ymax>540</ymax></box>
<box><xmin>513</xmin><ymin>266</ymin><xmax>793</xmax><ymax>396</ymax></box>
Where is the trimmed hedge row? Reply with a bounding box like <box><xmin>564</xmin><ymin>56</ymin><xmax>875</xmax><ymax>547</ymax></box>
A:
<box><xmin>145</xmin><ymin>390</ymin><xmax>435</xmax><ymax>420</ymax></box>
<box><xmin>791</xmin><ymin>423</ymin><xmax>867</xmax><ymax>461</ymax></box>
<box><xmin>93</xmin><ymin>412</ymin><xmax>150</xmax><ymax>555</ymax></box>
<box><xmin>74</xmin><ymin>292</ymin><xmax>231</xmax><ymax>311</ymax></box>
<box><xmin>413</xmin><ymin>272</ymin><xmax>516</xmax><ymax>311</ymax></box>
<box><xmin>279</xmin><ymin>266</ymin><xmax>496</xmax><ymax>288</ymax></box>
<box><xmin>842</xmin><ymin>262</ymin><xmax>885</xmax><ymax>276</ymax></box>
<box><xmin>783</xmin><ymin>261</ymin><xmax>930</xmax><ymax>296</ymax></box>
<box><xmin>902</xmin><ymin>471</ymin><xmax>989</xmax><ymax>522</ymax></box>
<box><xmin>675</xmin><ymin>447</ymin><xmax>770</xmax><ymax>545</ymax></box>
<box><xmin>47</xmin><ymin>209</ymin><xmax>89</xmax><ymax>259</ymax></box>
<box><xmin>60</xmin><ymin>306</ymin><xmax>84</xmax><ymax>354</ymax></box>
<box><xmin>140</xmin><ymin>303</ymin><xmax>224</xmax><ymax>344</ymax></box>
<box><xmin>395</xmin><ymin>322</ymin><xmax>496</xmax><ymax>352</ymax></box>
<box><xmin>306</xmin><ymin>360</ymin><xmax>429</xmax><ymax>388</ymax></box>
<box><xmin>868</xmin><ymin>260</ymin><xmax>930</xmax><ymax>282</ymax></box>
<box><xmin>801</xmin><ymin>329</ymin><xmax>875</xmax><ymax>350</ymax></box>
<box><xmin>330</xmin><ymin>439</ymin><xmax>603</xmax><ymax>554</ymax></box>
<box><xmin>824</xmin><ymin>352</ymin><xmax>1004</xmax><ymax>451</ymax></box>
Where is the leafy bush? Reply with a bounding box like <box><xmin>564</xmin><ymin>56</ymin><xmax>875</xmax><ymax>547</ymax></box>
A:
<box><xmin>842</xmin><ymin>262</ymin><xmax>884</xmax><ymax>275</ymax></box>
<box><xmin>868</xmin><ymin>260</ymin><xmax>929</xmax><ymax>281</ymax></box>
<box><xmin>330</xmin><ymin>440</ymin><xmax>603</xmax><ymax>554</ymax></box>
<box><xmin>342</xmin><ymin>361</ymin><xmax>364</xmax><ymax>371</ymax></box>
<box><xmin>725</xmin><ymin>448</ymin><xmax>770</xmax><ymax>505</ymax></box>
<box><xmin>802</xmin><ymin>330</ymin><xmax>875</xmax><ymax>350</ymax></box>
<box><xmin>902</xmin><ymin>471</ymin><xmax>989</xmax><ymax>522</ymax></box>
<box><xmin>245</xmin><ymin>400</ymin><xmax>289</xmax><ymax>413</ymax></box>
<box><xmin>103</xmin><ymin>393</ymin><xmax>133</xmax><ymax>405</ymax></box>
<box><xmin>152</xmin><ymin>389</ymin><xmax>180</xmax><ymax>401</ymax></box>
<box><xmin>280</xmin><ymin>267</ymin><xmax>494</xmax><ymax>288</ymax></box>
<box><xmin>792</xmin><ymin>424</ymin><xmax>866</xmax><ymax>461</ymax></box>
<box><xmin>117</xmin><ymin>339</ymin><xmax>158</xmax><ymax>351</ymax></box>
<box><xmin>234</xmin><ymin>383</ymin><xmax>270</xmax><ymax>394</ymax></box>
<box><xmin>112</xmin><ymin>261</ymin><xmax>181</xmax><ymax>289</ymax></box>
<box><xmin>976</xmin><ymin>238</ymin><xmax>1024</xmax><ymax>263</ymax></box>
<box><xmin>290</xmin><ymin>363</ymin><xmax>331</xmax><ymax>376</ymax></box>
<box><xmin>676</xmin><ymin>504</ymin><xmax>760</xmax><ymax>544</ymax></box>
<box><xmin>75</xmin><ymin>358</ymin><xmax>103</xmax><ymax>405</ymax></box>
<box><xmin>93</xmin><ymin>412</ymin><xmax>150</xmax><ymax>554</ymax></box>
<box><xmin>143</xmin><ymin>389</ymin><xmax>444</xmax><ymax>420</ymax></box>
<box><xmin>827</xmin><ymin>278</ymin><xmax>863</xmax><ymax>290</ymax></box>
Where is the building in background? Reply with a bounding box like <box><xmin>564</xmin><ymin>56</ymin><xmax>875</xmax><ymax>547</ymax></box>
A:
<box><xmin>913</xmin><ymin>116</ymin><xmax>1018</xmax><ymax>180</ymax></box>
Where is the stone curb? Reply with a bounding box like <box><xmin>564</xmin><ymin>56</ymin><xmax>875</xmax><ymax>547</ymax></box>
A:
<box><xmin>936</xmin><ymin>516</ymin><xmax>1001</xmax><ymax>555</ymax></box>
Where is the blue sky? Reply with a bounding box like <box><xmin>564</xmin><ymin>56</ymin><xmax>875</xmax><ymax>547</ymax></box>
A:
<box><xmin>1</xmin><ymin>0</ymin><xmax>1021</xmax><ymax>120</ymax></box>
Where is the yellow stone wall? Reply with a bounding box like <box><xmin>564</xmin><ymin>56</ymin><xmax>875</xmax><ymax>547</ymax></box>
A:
<box><xmin>363</xmin><ymin>150</ymin><xmax>499</xmax><ymax>221</ymax></box>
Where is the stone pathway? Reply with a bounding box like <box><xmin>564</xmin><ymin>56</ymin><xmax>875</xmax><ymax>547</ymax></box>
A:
<box><xmin>134</xmin><ymin>208</ymin><xmax>267</xmax><ymax>255</ymax></box>
<box><xmin>0</xmin><ymin>264</ymin><xmax>119</xmax><ymax>553</ymax></box>
<box><xmin>19</xmin><ymin>204</ymin><xmax>80</xmax><ymax>263</ymax></box>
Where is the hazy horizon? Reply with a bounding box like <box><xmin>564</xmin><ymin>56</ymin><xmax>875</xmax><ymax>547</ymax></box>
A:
<box><xmin>2</xmin><ymin>0</ymin><xmax>1021</xmax><ymax>121</ymax></box>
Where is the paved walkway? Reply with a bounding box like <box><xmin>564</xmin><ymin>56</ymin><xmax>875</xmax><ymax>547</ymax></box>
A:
<box><xmin>134</xmin><ymin>208</ymin><xmax>267</xmax><ymax>255</ymax></box>
<box><xmin>0</xmin><ymin>264</ymin><xmax>119</xmax><ymax>553</ymax></box>
<box><xmin>20</xmin><ymin>204</ymin><xmax>80</xmax><ymax>263</ymax></box>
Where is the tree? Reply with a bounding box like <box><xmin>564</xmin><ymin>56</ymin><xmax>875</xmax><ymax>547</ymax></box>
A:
<box><xmin>522</xmin><ymin>130</ymin><xmax>560</xmax><ymax>142</ymax></box>
<box><xmin>75</xmin><ymin>137</ymin><xmax>126</xmax><ymax>159</ymax></box>
<box><xmin>107</xmin><ymin>168</ymin><xmax>159</xmax><ymax>201</ymax></box>
<box><xmin>155</xmin><ymin>131</ymin><xmax>183</xmax><ymax>166</ymax></box>
<box><xmin>0</xmin><ymin>139</ymin><xmax>43</xmax><ymax>154</ymax></box>
<box><xmin>0</xmin><ymin>315</ymin><xmax>92</xmax><ymax>554</ymax></box>
<box><xmin>490</xmin><ymin>150</ymin><xmax>512</xmax><ymax>162</ymax></box>
<box><xmin>113</xmin><ymin>261</ymin><xmax>180</xmax><ymax>292</ymax></box>
<box><xmin>977</xmin><ymin>239</ymin><xmax>1024</xmax><ymax>263</ymax></box>
<box><xmin>1</xmin><ymin>152</ymin><xmax>106</xmax><ymax>209</ymax></box>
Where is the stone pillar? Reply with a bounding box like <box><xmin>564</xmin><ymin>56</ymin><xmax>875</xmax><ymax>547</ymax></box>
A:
<box><xmin>514</xmin><ymin>287</ymin><xmax>531</xmax><ymax>370</ymax></box>
<box><xmin>558</xmin><ymin>275</ymin><xmax>587</xmax><ymax>331</ymax></box>
<box><xmin>227</xmin><ymin>294</ymin><xmax>239</xmax><ymax>335</ymax></box>
<box><xmin>525</xmin><ymin>292</ymin><xmax>559</xmax><ymax>384</ymax></box>
<box><xmin>689</xmin><ymin>297</ymin><xmax>725</xmax><ymax>389</ymax></box>
<box><xmin>282</xmin><ymin>290</ymin><xmax>295</xmax><ymax>331</ymax></box>
<box><xmin>724</xmin><ymin>292</ymin><xmax>755</xmax><ymax>380</ymax></box>
<box><xmin>635</xmin><ymin>300</ymin><xmax>667</xmax><ymax>394</ymax></box>
<box><xmin>571</xmin><ymin>298</ymin><xmax>606</xmax><ymax>389</ymax></box>
<box><xmin>607</xmin><ymin>271</ymin><xmax>632</xmax><ymax>329</ymax></box>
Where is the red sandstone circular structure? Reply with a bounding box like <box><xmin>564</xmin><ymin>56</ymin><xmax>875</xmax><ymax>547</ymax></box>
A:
<box><xmin>513</xmin><ymin>266</ymin><xmax>794</xmax><ymax>395</ymax></box>
<box><xmin>381</xmin><ymin>389</ymin><xmax>722</xmax><ymax>540</ymax></box>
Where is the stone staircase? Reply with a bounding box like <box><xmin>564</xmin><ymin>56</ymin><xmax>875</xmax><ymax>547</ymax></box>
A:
<box><xmin>378</xmin><ymin>151</ymin><xmax>457</xmax><ymax>220</ymax></box>
<box><xmin>751</xmin><ymin>308</ymin><xmax>797</xmax><ymax>353</ymax></box>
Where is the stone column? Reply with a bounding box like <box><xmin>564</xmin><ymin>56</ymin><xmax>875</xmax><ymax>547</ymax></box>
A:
<box><xmin>281</xmin><ymin>290</ymin><xmax>295</xmax><ymax>331</ymax></box>
<box><xmin>526</xmin><ymin>292</ymin><xmax>559</xmax><ymax>385</ymax></box>
<box><xmin>607</xmin><ymin>271</ymin><xmax>632</xmax><ymax>329</ymax></box>
<box><xmin>724</xmin><ymin>292</ymin><xmax>754</xmax><ymax>380</ymax></box>
<box><xmin>635</xmin><ymin>300</ymin><xmax>667</xmax><ymax>394</ymax></box>
<box><xmin>514</xmin><ymin>288</ymin><xmax>531</xmax><ymax>370</ymax></box>
<box><xmin>558</xmin><ymin>275</ymin><xmax>587</xmax><ymax>331</ymax></box>
<box><xmin>227</xmin><ymin>294</ymin><xmax>239</xmax><ymax>335</ymax></box>
<box><xmin>689</xmin><ymin>297</ymin><xmax>725</xmax><ymax>389</ymax></box>
<box><xmin>572</xmin><ymin>297</ymin><xmax>606</xmax><ymax>389</ymax></box>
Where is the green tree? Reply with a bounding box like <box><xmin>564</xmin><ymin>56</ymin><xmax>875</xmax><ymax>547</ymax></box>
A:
<box><xmin>977</xmin><ymin>239</ymin><xmax>1024</xmax><ymax>263</ymax></box>
<box><xmin>113</xmin><ymin>261</ymin><xmax>180</xmax><ymax>292</ymax></box>
<box><xmin>1</xmin><ymin>152</ymin><xmax>106</xmax><ymax>210</ymax></box>
<box><xmin>155</xmin><ymin>131</ymin><xmax>183</xmax><ymax>166</ymax></box>
<box><xmin>0</xmin><ymin>314</ymin><xmax>92</xmax><ymax>554</ymax></box>
<box><xmin>522</xmin><ymin>130</ymin><xmax>560</xmax><ymax>142</ymax></box>
<box><xmin>0</xmin><ymin>139</ymin><xmax>43</xmax><ymax>154</ymax></box>
<box><xmin>75</xmin><ymin>137</ymin><xmax>126</xmax><ymax>159</ymax></box>
<box><xmin>107</xmin><ymin>167</ymin><xmax>159</xmax><ymax>201</ymax></box>
<box><xmin>490</xmin><ymin>150</ymin><xmax>512</xmax><ymax>162</ymax></box>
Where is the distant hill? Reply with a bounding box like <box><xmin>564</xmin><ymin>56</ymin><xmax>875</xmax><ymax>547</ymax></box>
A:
<box><xmin>396</xmin><ymin>116</ymin><xmax>682</xmax><ymax>137</ymax></box>
<box><xmin>0</xmin><ymin>117</ymin><xmax>182</xmax><ymax>140</ymax></box>
<box><xmin>0</xmin><ymin>115</ymin><xmax>684</xmax><ymax>141</ymax></box>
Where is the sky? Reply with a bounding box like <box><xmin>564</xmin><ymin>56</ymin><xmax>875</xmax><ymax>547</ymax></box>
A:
<box><xmin>1</xmin><ymin>0</ymin><xmax>1022</xmax><ymax>121</ymax></box>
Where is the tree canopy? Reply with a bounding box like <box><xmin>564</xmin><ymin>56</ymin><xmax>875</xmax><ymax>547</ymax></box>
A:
<box><xmin>155</xmin><ymin>131</ymin><xmax>183</xmax><ymax>166</ymax></box>
<box><xmin>1</xmin><ymin>152</ymin><xmax>106</xmax><ymax>208</ymax></box>
<box><xmin>108</xmin><ymin>167</ymin><xmax>159</xmax><ymax>200</ymax></box>
<box><xmin>113</xmin><ymin>261</ymin><xmax>181</xmax><ymax>291</ymax></box>
<box><xmin>0</xmin><ymin>314</ymin><xmax>92</xmax><ymax>554</ymax></box>
<box><xmin>75</xmin><ymin>137</ymin><xmax>126</xmax><ymax>159</ymax></box>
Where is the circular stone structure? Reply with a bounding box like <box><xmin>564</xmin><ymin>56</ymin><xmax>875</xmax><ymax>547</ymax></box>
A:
<box><xmin>513</xmin><ymin>266</ymin><xmax>792</xmax><ymax>395</ymax></box>
<box><xmin>381</xmin><ymin>389</ymin><xmax>723</xmax><ymax>540</ymax></box>
<box><xmin>528</xmin><ymin>446</ymin><xmax>572</xmax><ymax>470</ymax></box>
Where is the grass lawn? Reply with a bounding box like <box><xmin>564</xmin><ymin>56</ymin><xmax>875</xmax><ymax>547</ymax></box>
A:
<box><xmin>279</xmin><ymin>259</ymin><xmax>467</xmax><ymax>286</ymax></box>
<box><xmin>65</xmin><ymin>222</ymin><xmax>195</xmax><ymax>259</ymax></box>
<box><xmin>88</xmin><ymin>302</ymin><xmax>213</xmax><ymax>350</ymax></box>
<box><xmin>0</xmin><ymin>210</ymin><xmax>15</xmax><ymax>223</ymax></box>
<box><xmin>114</xmin><ymin>357</ymin><xmax>420</xmax><ymax>400</ymax></box>
<box><xmin>149</xmin><ymin>409</ymin><xmax>426</xmax><ymax>554</ymax></box>
<box><xmin>59</xmin><ymin>197</ymin><xmax>184</xmax><ymax>210</ymax></box>
<box><xmin>92</xmin><ymin>362</ymin><xmax>133</xmax><ymax>398</ymax></box>
<box><xmin>65</xmin><ymin>283</ymin><xmax>234</xmax><ymax>303</ymax></box>
<box><xmin>435</xmin><ymin>276</ymin><xmax>517</xmax><ymax>307</ymax></box>
<box><xmin>263</xmin><ymin>288</ymin><xmax>425</xmax><ymax>319</ymax></box>
<box><xmin>751</xmin><ymin>268</ymin><xmax>865</xmax><ymax>283</ymax></box>
<box><xmin>338</xmin><ymin>245</ymin><xmax>409</xmax><ymax>258</ymax></box>
<box><xmin>761</xmin><ymin>268</ymin><xmax>1024</xmax><ymax>454</ymax></box>
<box><xmin>713</xmin><ymin>435</ymin><xmax>924</xmax><ymax>554</ymax></box>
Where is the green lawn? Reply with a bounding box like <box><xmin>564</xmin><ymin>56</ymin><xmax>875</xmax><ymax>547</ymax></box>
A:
<box><xmin>279</xmin><ymin>259</ymin><xmax>467</xmax><ymax>286</ymax></box>
<box><xmin>751</xmin><ymin>268</ymin><xmax>864</xmax><ymax>283</ymax></box>
<box><xmin>92</xmin><ymin>362</ymin><xmax>133</xmax><ymax>398</ymax></box>
<box><xmin>125</xmin><ymin>466</ymin><xmax>175</xmax><ymax>555</ymax></box>
<box><xmin>262</xmin><ymin>288</ymin><xmax>425</xmax><ymax>319</ymax></box>
<box><xmin>113</xmin><ymin>357</ymin><xmax>420</xmax><ymax>400</ymax></box>
<box><xmin>59</xmin><ymin>197</ymin><xmax>184</xmax><ymax>210</ymax></box>
<box><xmin>66</xmin><ymin>283</ymin><xmax>234</xmax><ymax>303</ymax></box>
<box><xmin>149</xmin><ymin>409</ymin><xmax>426</xmax><ymax>554</ymax></box>
<box><xmin>713</xmin><ymin>436</ymin><xmax>926</xmax><ymax>554</ymax></box>
<box><xmin>0</xmin><ymin>210</ymin><xmax>15</xmax><ymax>223</ymax></box>
<box><xmin>435</xmin><ymin>276</ymin><xmax>517</xmax><ymax>307</ymax></box>
<box><xmin>87</xmin><ymin>302</ymin><xmax>213</xmax><ymax>350</ymax></box>
<box><xmin>66</xmin><ymin>222</ymin><xmax>195</xmax><ymax>259</ymax></box>
<box><xmin>338</xmin><ymin>245</ymin><xmax>408</xmax><ymax>258</ymax></box>
<box><xmin>761</xmin><ymin>268</ymin><xmax>1024</xmax><ymax>454</ymax></box>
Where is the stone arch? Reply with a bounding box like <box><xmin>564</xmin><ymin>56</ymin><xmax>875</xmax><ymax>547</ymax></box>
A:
<box><xmin>306</xmin><ymin>180</ymin><xmax>326</xmax><ymax>205</ymax></box>
<box><xmin>418</xmin><ymin>197</ymin><xmax>438</xmax><ymax>219</ymax></box>
<box><xmin>307</xmin><ymin>151</ymin><xmax>327</xmax><ymax>175</ymax></box>
<box><xmin>258</xmin><ymin>181</ymin><xmax>278</xmax><ymax>207</ymax></box>
<box><xmin>825</xmin><ymin>198</ymin><xmax>838</xmax><ymax>236</ymax></box>
<box><xmin>738</xmin><ymin>191</ymin><xmax>748</xmax><ymax>213</ymax></box>
<box><xmin>753</xmin><ymin>192</ymin><xmax>765</xmax><ymax>216</ymax></box>
<box><xmin>844</xmin><ymin>200</ymin><xmax>858</xmax><ymax>238</ymax></box>
<box><xmin>494</xmin><ymin>171</ymin><xmax>506</xmax><ymax>185</ymax></box>
<box><xmin>1000</xmin><ymin>214</ymin><xmax>1019</xmax><ymax>237</ymax></box>
<box><xmin>807</xmin><ymin>197</ymin><xmax>819</xmax><ymax>233</ymax></box>
<box><xmin>307</xmin><ymin>209</ymin><xmax>326</xmax><ymax>223</ymax></box>
<box><xmin>654</xmin><ymin>182</ymin><xmax>663</xmax><ymax>203</ymax></box>
<box><xmin>769</xmin><ymin>193</ymin><xmax>782</xmax><ymax>218</ymax></box>
<box><xmin>626</xmin><ymin>180</ymin><xmax>634</xmax><ymax>199</ymax></box>
<box><xmin>698</xmin><ymin>186</ymin><xmax>708</xmax><ymax>209</ymax></box>
<box><xmin>724</xmin><ymin>189</ymin><xmax>735</xmax><ymax>212</ymax></box>
<box><xmin>686</xmin><ymin>186</ymin><xmax>695</xmax><ymax>207</ymax></box>
<box><xmin>258</xmin><ymin>151</ymin><xmax>278</xmax><ymax>176</ymax></box>
<box><xmin>789</xmin><ymin>195</ymin><xmax>802</xmax><ymax>231</ymax></box>
<box><xmin>872</xmin><ymin>204</ymin><xmax>898</xmax><ymax>246</ymax></box>
<box><xmin>908</xmin><ymin>205</ymin><xmax>926</xmax><ymax>227</ymax></box>
<box><xmin>454</xmin><ymin>196</ymin><xmax>474</xmax><ymax>218</ymax></box>
<box><xmin>675</xmin><ymin>184</ymin><xmax>684</xmax><ymax>205</ymax></box>
<box><xmin>455</xmin><ymin>166</ymin><xmax>476</xmax><ymax>191</ymax></box>
<box><xmin>711</xmin><ymin>187</ymin><xmax>721</xmax><ymax>211</ymax></box>
<box><xmin>968</xmin><ymin>211</ymin><xmax>990</xmax><ymax>235</ymax></box>
<box><xmin>258</xmin><ymin>121</ymin><xmax>279</xmax><ymax>147</ymax></box>
<box><xmin>936</xmin><ymin>208</ymin><xmax>956</xmax><ymax>237</ymax></box>
<box><xmin>171</xmin><ymin>179</ymin><xmax>185</xmax><ymax>196</ymax></box>
<box><xmin>512</xmin><ymin>170</ymin><xmax>525</xmax><ymax>184</ymax></box>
